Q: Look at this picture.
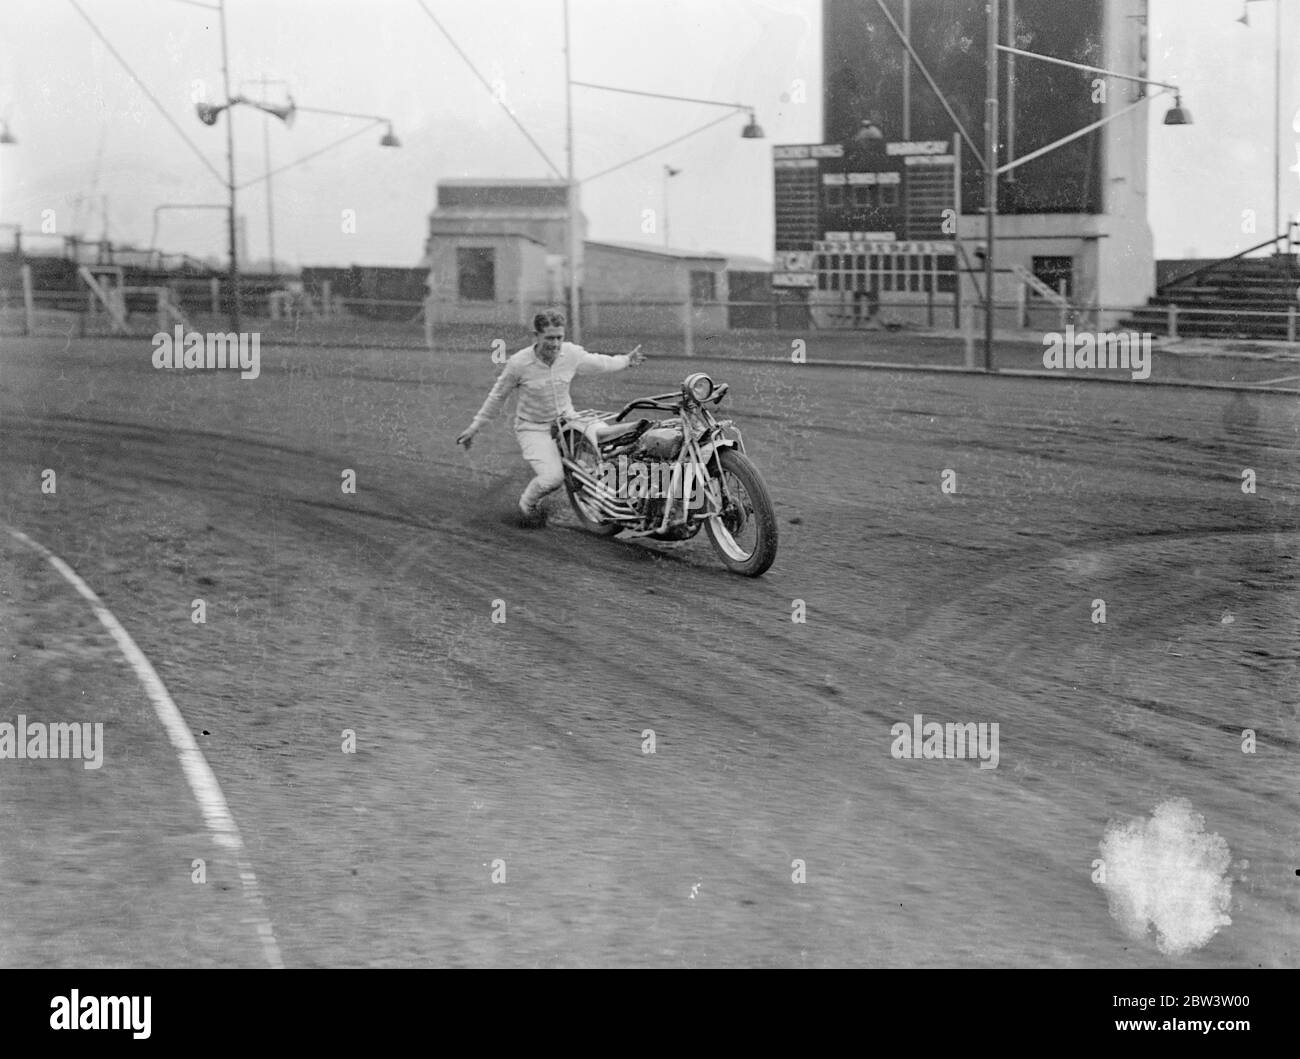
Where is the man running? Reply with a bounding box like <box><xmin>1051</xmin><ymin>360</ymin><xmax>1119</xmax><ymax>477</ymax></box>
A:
<box><xmin>456</xmin><ymin>308</ymin><xmax>646</xmax><ymax>522</ymax></box>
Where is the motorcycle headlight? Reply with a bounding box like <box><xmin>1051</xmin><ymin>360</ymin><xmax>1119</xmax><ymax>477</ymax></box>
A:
<box><xmin>684</xmin><ymin>373</ymin><xmax>714</xmax><ymax>402</ymax></box>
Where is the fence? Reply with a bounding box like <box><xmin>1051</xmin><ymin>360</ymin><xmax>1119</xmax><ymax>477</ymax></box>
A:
<box><xmin>4</xmin><ymin>272</ymin><xmax>1300</xmax><ymax>384</ymax></box>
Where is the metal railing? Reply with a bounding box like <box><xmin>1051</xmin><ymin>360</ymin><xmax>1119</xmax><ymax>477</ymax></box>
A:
<box><xmin>1158</xmin><ymin>222</ymin><xmax>1299</xmax><ymax>293</ymax></box>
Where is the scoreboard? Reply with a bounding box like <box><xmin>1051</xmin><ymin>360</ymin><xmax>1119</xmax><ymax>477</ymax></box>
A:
<box><xmin>773</xmin><ymin>137</ymin><xmax>959</xmax><ymax>291</ymax></box>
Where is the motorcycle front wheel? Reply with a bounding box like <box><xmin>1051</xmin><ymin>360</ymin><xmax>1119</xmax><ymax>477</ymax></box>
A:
<box><xmin>563</xmin><ymin>433</ymin><xmax>622</xmax><ymax>537</ymax></box>
<box><xmin>703</xmin><ymin>448</ymin><xmax>778</xmax><ymax>576</ymax></box>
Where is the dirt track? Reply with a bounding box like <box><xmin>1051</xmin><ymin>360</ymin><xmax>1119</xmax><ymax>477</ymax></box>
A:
<box><xmin>1</xmin><ymin>335</ymin><xmax>1297</xmax><ymax>967</ymax></box>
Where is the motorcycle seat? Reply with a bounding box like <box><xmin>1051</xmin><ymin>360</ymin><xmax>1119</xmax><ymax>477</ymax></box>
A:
<box><xmin>585</xmin><ymin>418</ymin><xmax>651</xmax><ymax>445</ymax></box>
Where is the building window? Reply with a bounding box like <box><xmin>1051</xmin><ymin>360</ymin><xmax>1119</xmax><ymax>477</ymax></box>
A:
<box><xmin>457</xmin><ymin>247</ymin><xmax>495</xmax><ymax>301</ymax></box>
<box><xmin>851</xmin><ymin>184</ymin><xmax>873</xmax><ymax>208</ymax></box>
<box><xmin>825</xmin><ymin>184</ymin><xmax>844</xmax><ymax>207</ymax></box>
<box><xmin>937</xmin><ymin>254</ymin><xmax>956</xmax><ymax>293</ymax></box>
<box><xmin>1032</xmin><ymin>256</ymin><xmax>1074</xmax><ymax>298</ymax></box>
<box><xmin>879</xmin><ymin>183</ymin><xmax>898</xmax><ymax>206</ymax></box>
<box><xmin>690</xmin><ymin>270</ymin><xmax>717</xmax><ymax>303</ymax></box>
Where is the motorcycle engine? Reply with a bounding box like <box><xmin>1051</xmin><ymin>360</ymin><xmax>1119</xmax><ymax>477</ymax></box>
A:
<box><xmin>632</xmin><ymin>420</ymin><xmax>683</xmax><ymax>461</ymax></box>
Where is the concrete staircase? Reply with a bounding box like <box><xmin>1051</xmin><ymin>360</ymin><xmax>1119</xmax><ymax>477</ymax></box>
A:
<box><xmin>1121</xmin><ymin>251</ymin><xmax>1299</xmax><ymax>340</ymax></box>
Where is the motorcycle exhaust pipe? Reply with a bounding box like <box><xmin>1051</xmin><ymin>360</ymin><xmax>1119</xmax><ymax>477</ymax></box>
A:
<box><xmin>565</xmin><ymin>462</ymin><xmax>636</xmax><ymax>519</ymax></box>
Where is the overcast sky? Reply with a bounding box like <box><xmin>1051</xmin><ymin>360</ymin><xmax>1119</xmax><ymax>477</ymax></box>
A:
<box><xmin>0</xmin><ymin>0</ymin><xmax>1294</xmax><ymax>267</ymax></box>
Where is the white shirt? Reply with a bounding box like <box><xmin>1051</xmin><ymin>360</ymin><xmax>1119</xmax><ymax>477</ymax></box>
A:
<box><xmin>471</xmin><ymin>342</ymin><xmax>630</xmax><ymax>430</ymax></box>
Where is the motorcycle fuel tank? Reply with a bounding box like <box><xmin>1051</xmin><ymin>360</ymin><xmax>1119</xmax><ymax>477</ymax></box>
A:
<box><xmin>634</xmin><ymin>426</ymin><xmax>683</xmax><ymax>460</ymax></box>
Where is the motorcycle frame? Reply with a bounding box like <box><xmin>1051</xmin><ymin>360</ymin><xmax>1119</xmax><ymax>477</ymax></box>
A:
<box><xmin>555</xmin><ymin>386</ymin><xmax>746</xmax><ymax>538</ymax></box>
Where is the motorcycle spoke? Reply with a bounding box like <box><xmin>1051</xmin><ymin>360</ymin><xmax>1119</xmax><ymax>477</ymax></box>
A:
<box><xmin>711</xmin><ymin>470</ymin><xmax>759</xmax><ymax>559</ymax></box>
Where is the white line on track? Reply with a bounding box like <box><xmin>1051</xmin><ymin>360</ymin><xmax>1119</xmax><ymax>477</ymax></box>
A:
<box><xmin>1249</xmin><ymin>374</ymin><xmax>1300</xmax><ymax>387</ymax></box>
<box><xmin>4</xmin><ymin>525</ymin><xmax>284</xmax><ymax>969</ymax></box>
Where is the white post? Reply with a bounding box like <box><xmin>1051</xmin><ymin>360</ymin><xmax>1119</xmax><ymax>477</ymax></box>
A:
<box><xmin>963</xmin><ymin>299</ymin><xmax>975</xmax><ymax>368</ymax></box>
<box><xmin>21</xmin><ymin>264</ymin><xmax>34</xmax><ymax>336</ymax></box>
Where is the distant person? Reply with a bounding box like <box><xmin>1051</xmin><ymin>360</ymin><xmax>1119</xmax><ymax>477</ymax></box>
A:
<box><xmin>853</xmin><ymin>284</ymin><xmax>880</xmax><ymax>328</ymax></box>
<box><xmin>455</xmin><ymin>308</ymin><xmax>646</xmax><ymax>523</ymax></box>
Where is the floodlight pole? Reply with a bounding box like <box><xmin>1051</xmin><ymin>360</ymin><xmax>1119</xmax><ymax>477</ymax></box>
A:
<box><xmin>984</xmin><ymin>0</ymin><xmax>998</xmax><ymax>372</ymax></box>
<box><xmin>218</xmin><ymin>0</ymin><xmax>240</xmax><ymax>333</ymax></box>
<box><xmin>241</xmin><ymin>74</ymin><xmax>292</xmax><ymax>277</ymax></box>
<box><xmin>564</xmin><ymin>0</ymin><xmax>580</xmax><ymax>342</ymax></box>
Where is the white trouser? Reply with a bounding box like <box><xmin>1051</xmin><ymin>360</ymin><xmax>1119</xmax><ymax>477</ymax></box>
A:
<box><xmin>516</xmin><ymin>423</ymin><xmax>565</xmax><ymax>508</ymax></box>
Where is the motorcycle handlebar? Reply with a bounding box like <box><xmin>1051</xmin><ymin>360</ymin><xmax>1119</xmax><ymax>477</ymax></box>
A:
<box><xmin>613</xmin><ymin>396</ymin><xmax>680</xmax><ymax>420</ymax></box>
<box><xmin>612</xmin><ymin>385</ymin><xmax>729</xmax><ymax>422</ymax></box>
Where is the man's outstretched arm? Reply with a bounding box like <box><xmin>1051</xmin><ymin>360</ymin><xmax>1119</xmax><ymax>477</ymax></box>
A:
<box><xmin>457</xmin><ymin>363</ymin><xmax>520</xmax><ymax>447</ymax></box>
<box><xmin>575</xmin><ymin>344</ymin><xmax>646</xmax><ymax>375</ymax></box>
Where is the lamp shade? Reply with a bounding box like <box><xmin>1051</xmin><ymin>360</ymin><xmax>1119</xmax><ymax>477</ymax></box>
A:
<box><xmin>196</xmin><ymin>102</ymin><xmax>225</xmax><ymax>126</ymax></box>
<box><xmin>1163</xmin><ymin>97</ymin><xmax>1192</xmax><ymax>125</ymax></box>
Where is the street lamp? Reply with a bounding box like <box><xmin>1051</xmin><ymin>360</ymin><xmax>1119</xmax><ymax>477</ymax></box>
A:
<box><xmin>984</xmin><ymin>16</ymin><xmax>1191</xmax><ymax>369</ymax></box>
<box><xmin>566</xmin><ymin>78</ymin><xmax>765</xmax><ymax>336</ymax></box>
<box><xmin>285</xmin><ymin>103</ymin><xmax>403</xmax><ymax>148</ymax></box>
<box><xmin>984</xmin><ymin>26</ymin><xmax>1191</xmax><ymax>370</ymax></box>
<box><xmin>183</xmin><ymin>0</ymin><xmax>251</xmax><ymax>331</ymax></box>
<box><xmin>194</xmin><ymin>89</ymin><xmax>294</xmax><ymax>330</ymax></box>
<box><xmin>872</xmin><ymin>0</ymin><xmax>1189</xmax><ymax>371</ymax></box>
<box><xmin>562</xmin><ymin>0</ymin><xmax>765</xmax><ymax>341</ymax></box>
<box><xmin>236</xmin><ymin>81</ymin><xmax>402</xmax><ymax>275</ymax></box>
<box><xmin>197</xmin><ymin>87</ymin><xmax>401</xmax><ymax>324</ymax></box>
<box><xmin>1162</xmin><ymin>96</ymin><xmax>1193</xmax><ymax>126</ymax></box>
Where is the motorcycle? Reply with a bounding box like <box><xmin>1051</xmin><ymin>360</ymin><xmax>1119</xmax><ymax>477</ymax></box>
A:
<box><xmin>552</xmin><ymin>372</ymin><xmax>778</xmax><ymax>577</ymax></box>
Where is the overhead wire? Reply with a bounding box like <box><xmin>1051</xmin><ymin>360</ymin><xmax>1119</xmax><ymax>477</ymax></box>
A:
<box><xmin>412</xmin><ymin>0</ymin><xmax>564</xmax><ymax>178</ymax></box>
<box><xmin>67</xmin><ymin>0</ymin><xmax>225</xmax><ymax>186</ymax></box>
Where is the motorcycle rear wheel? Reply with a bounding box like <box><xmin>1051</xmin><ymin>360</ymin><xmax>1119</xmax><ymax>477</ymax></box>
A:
<box><xmin>704</xmin><ymin>448</ymin><xmax>778</xmax><ymax>576</ymax></box>
<box><xmin>563</xmin><ymin>433</ymin><xmax>622</xmax><ymax>537</ymax></box>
